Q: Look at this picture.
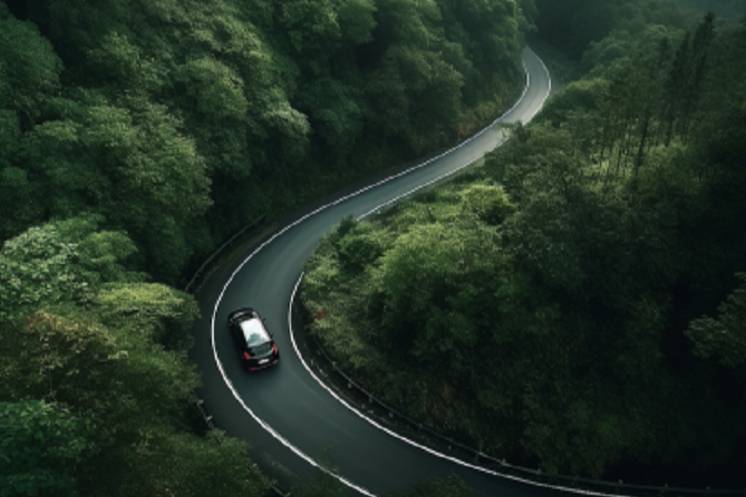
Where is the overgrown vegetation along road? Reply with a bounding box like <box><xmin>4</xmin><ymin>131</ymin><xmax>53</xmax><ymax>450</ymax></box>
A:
<box><xmin>302</xmin><ymin>9</ymin><xmax>746</xmax><ymax>488</ymax></box>
<box><xmin>0</xmin><ymin>0</ymin><xmax>533</xmax><ymax>495</ymax></box>
<box><xmin>2</xmin><ymin>0</ymin><xmax>743</xmax><ymax>496</ymax></box>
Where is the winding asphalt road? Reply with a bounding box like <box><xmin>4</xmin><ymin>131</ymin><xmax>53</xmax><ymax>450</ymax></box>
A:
<box><xmin>192</xmin><ymin>47</ymin><xmax>558</xmax><ymax>497</ymax></box>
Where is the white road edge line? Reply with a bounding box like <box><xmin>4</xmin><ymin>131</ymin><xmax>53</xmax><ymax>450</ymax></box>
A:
<box><xmin>210</xmin><ymin>49</ymin><xmax>573</xmax><ymax>497</ymax></box>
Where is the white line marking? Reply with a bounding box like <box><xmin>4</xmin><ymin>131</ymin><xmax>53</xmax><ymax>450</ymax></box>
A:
<box><xmin>356</xmin><ymin>129</ymin><xmax>509</xmax><ymax>220</ymax></box>
<box><xmin>209</xmin><ymin>49</ymin><xmax>558</xmax><ymax>497</ymax></box>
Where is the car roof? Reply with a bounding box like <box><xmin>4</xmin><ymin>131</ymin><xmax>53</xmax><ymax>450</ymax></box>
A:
<box><xmin>238</xmin><ymin>317</ymin><xmax>270</xmax><ymax>347</ymax></box>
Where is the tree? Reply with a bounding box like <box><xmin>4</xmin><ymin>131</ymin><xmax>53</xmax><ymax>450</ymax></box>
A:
<box><xmin>18</xmin><ymin>98</ymin><xmax>211</xmax><ymax>281</ymax></box>
<box><xmin>460</xmin><ymin>183</ymin><xmax>515</xmax><ymax>224</ymax></box>
<box><xmin>0</xmin><ymin>7</ymin><xmax>62</xmax><ymax>122</ymax></box>
<box><xmin>372</xmin><ymin>221</ymin><xmax>501</xmax><ymax>372</ymax></box>
<box><xmin>95</xmin><ymin>282</ymin><xmax>199</xmax><ymax>350</ymax></box>
<box><xmin>175</xmin><ymin>58</ymin><xmax>248</xmax><ymax>122</ymax></box>
<box><xmin>337</xmin><ymin>0</ymin><xmax>377</xmax><ymax>44</ymax></box>
<box><xmin>86</xmin><ymin>31</ymin><xmax>157</xmax><ymax>90</ymax></box>
<box><xmin>679</xmin><ymin>13</ymin><xmax>716</xmax><ymax>137</ymax></box>
<box><xmin>686</xmin><ymin>274</ymin><xmax>746</xmax><ymax>368</ymax></box>
<box><xmin>0</xmin><ymin>222</ymin><xmax>92</xmax><ymax>322</ymax></box>
<box><xmin>366</xmin><ymin>46</ymin><xmax>464</xmax><ymax>154</ymax></box>
<box><xmin>0</xmin><ymin>401</ymin><xmax>89</xmax><ymax>497</ymax></box>
<box><xmin>334</xmin><ymin>221</ymin><xmax>384</xmax><ymax>273</ymax></box>
<box><xmin>0</xmin><ymin>217</ymin><xmax>137</xmax><ymax>321</ymax></box>
<box><xmin>118</xmin><ymin>430</ymin><xmax>268</xmax><ymax>497</ymax></box>
<box><xmin>298</xmin><ymin>78</ymin><xmax>363</xmax><ymax>158</ymax></box>
<box><xmin>279</xmin><ymin>0</ymin><xmax>341</xmax><ymax>55</ymax></box>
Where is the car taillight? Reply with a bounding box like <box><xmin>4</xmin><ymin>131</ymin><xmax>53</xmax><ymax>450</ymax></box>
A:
<box><xmin>242</xmin><ymin>351</ymin><xmax>251</xmax><ymax>361</ymax></box>
<box><xmin>272</xmin><ymin>343</ymin><xmax>278</xmax><ymax>354</ymax></box>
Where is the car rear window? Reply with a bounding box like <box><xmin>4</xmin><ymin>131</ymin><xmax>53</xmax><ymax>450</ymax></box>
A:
<box><xmin>251</xmin><ymin>342</ymin><xmax>273</xmax><ymax>356</ymax></box>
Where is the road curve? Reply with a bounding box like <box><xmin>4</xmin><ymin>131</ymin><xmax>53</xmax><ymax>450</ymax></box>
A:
<box><xmin>193</xmin><ymin>47</ymin><xmax>557</xmax><ymax>497</ymax></box>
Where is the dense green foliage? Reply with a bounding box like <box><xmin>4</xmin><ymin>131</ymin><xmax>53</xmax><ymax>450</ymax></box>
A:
<box><xmin>532</xmin><ymin>0</ymin><xmax>686</xmax><ymax>56</ymax></box>
<box><xmin>686</xmin><ymin>274</ymin><xmax>746</xmax><ymax>369</ymax></box>
<box><xmin>0</xmin><ymin>401</ymin><xmax>88</xmax><ymax>497</ymax></box>
<box><xmin>0</xmin><ymin>0</ymin><xmax>530</xmax><ymax>282</ymax></box>
<box><xmin>303</xmin><ymin>9</ymin><xmax>746</xmax><ymax>486</ymax></box>
<box><xmin>0</xmin><ymin>0</ymin><xmax>535</xmax><ymax>495</ymax></box>
<box><xmin>0</xmin><ymin>217</ymin><xmax>269</xmax><ymax>497</ymax></box>
<box><xmin>4</xmin><ymin>0</ymin><xmax>742</xmax><ymax>493</ymax></box>
<box><xmin>531</xmin><ymin>0</ymin><xmax>744</xmax><ymax>57</ymax></box>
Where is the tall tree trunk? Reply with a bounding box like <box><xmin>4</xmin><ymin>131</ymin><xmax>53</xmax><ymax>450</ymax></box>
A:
<box><xmin>634</xmin><ymin>109</ymin><xmax>652</xmax><ymax>180</ymax></box>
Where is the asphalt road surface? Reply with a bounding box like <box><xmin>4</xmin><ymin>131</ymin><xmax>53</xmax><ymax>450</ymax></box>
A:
<box><xmin>192</xmin><ymin>47</ymin><xmax>564</xmax><ymax>497</ymax></box>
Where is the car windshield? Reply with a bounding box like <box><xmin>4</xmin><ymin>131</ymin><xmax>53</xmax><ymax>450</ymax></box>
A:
<box><xmin>239</xmin><ymin>318</ymin><xmax>270</xmax><ymax>347</ymax></box>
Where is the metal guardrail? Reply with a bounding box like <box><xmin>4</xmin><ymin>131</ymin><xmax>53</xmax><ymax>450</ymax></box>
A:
<box><xmin>292</xmin><ymin>296</ymin><xmax>745</xmax><ymax>497</ymax></box>
<box><xmin>184</xmin><ymin>215</ymin><xmax>267</xmax><ymax>294</ymax></box>
<box><xmin>194</xmin><ymin>399</ymin><xmax>291</xmax><ymax>497</ymax></box>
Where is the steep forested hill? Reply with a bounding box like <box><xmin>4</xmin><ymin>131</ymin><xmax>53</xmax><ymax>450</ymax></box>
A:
<box><xmin>0</xmin><ymin>1</ymin><xmax>532</xmax><ymax>496</ymax></box>
<box><xmin>0</xmin><ymin>0</ymin><xmax>530</xmax><ymax>282</ymax></box>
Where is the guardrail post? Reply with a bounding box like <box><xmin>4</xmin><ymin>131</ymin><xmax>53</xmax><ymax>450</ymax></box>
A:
<box><xmin>195</xmin><ymin>398</ymin><xmax>215</xmax><ymax>429</ymax></box>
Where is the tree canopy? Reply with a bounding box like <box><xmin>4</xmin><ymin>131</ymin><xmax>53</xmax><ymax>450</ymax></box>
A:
<box><xmin>0</xmin><ymin>0</ymin><xmax>530</xmax><ymax>282</ymax></box>
<box><xmin>303</xmin><ymin>9</ymin><xmax>746</xmax><ymax>486</ymax></box>
<box><xmin>0</xmin><ymin>217</ymin><xmax>266</xmax><ymax>496</ymax></box>
<box><xmin>0</xmin><ymin>0</ymin><xmax>535</xmax><ymax>495</ymax></box>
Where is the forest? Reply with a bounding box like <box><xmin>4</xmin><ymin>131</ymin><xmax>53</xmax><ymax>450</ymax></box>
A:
<box><xmin>302</xmin><ymin>2</ymin><xmax>746</xmax><ymax>488</ymax></box>
<box><xmin>0</xmin><ymin>0</ymin><xmax>530</xmax><ymax>283</ymax></box>
<box><xmin>0</xmin><ymin>0</ymin><xmax>532</xmax><ymax>495</ymax></box>
<box><xmin>2</xmin><ymin>0</ymin><xmax>745</xmax><ymax>495</ymax></box>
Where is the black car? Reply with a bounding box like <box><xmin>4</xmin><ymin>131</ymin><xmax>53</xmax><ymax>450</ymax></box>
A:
<box><xmin>228</xmin><ymin>308</ymin><xmax>279</xmax><ymax>371</ymax></box>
